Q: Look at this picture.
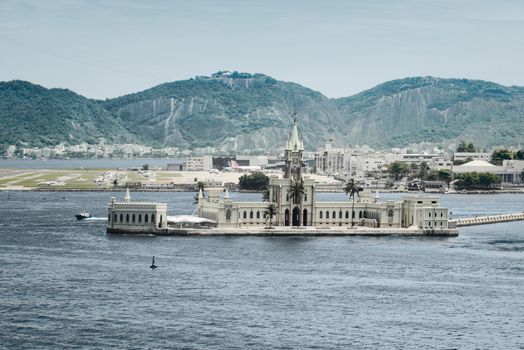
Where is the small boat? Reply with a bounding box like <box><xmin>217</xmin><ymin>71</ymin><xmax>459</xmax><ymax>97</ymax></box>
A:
<box><xmin>75</xmin><ymin>212</ymin><xmax>91</xmax><ymax>220</ymax></box>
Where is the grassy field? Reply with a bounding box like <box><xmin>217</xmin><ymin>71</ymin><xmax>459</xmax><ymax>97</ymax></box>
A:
<box><xmin>0</xmin><ymin>169</ymin><xmax>212</xmax><ymax>190</ymax></box>
<box><xmin>0</xmin><ymin>170</ymin><xmax>125</xmax><ymax>189</ymax></box>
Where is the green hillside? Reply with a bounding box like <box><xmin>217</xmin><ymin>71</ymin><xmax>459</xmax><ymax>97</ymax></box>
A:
<box><xmin>0</xmin><ymin>80</ymin><xmax>140</xmax><ymax>151</ymax></box>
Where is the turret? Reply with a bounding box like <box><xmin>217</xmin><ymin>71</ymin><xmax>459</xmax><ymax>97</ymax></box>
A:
<box><xmin>284</xmin><ymin>115</ymin><xmax>304</xmax><ymax>181</ymax></box>
<box><xmin>124</xmin><ymin>187</ymin><xmax>131</xmax><ymax>203</ymax></box>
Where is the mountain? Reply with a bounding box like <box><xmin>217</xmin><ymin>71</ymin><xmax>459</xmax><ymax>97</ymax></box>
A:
<box><xmin>1</xmin><ymin>73</ymin><xmax>523</xmax><ymax>153</ymax></box>
<box><xmin>335</xmin><ymin>77</ymin><xmax>524</xmax><ymax>148</ymax></box>
<box><xmin>101</xmin><ymin>71</ymin><xmax>343</xmax><ymax>152</ymax></box>
<box><xmin>0</xmin><ymin>80</ymin><xmax>139</xmax><ymax>149</ymax></box>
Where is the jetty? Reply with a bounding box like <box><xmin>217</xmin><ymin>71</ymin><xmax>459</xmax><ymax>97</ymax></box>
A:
<box><xmin>451</xmin><ymin>212</ymin><xmax>524</xmax><ymax>227</ymax></box>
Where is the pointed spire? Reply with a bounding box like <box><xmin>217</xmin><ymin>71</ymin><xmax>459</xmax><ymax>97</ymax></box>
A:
<box><xmin>224</xmin><ymin>187</ymin><xmax>230</xmax><ymax>199</ymax></box>
<box><xmin>124</xmin><ymin>187</ymin><xmax>131</xmax><ymax>203</ymax></box>
<box><xmin>285</xmin><ymin>115</ymin><xmax>304</xmax><ymax>151</ymax></box>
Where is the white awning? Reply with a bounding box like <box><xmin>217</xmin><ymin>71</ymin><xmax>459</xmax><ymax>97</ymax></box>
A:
<box><xmin>167</xmin><ymin>215</ymin><xmax>216</xmax><ymax>224</ymax></box>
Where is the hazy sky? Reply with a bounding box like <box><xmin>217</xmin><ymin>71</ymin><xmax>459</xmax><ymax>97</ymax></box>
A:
<box><xmin>1</xmin><ymin>0</ymin><xmax>523</xmax><ymax>99</ymax></box>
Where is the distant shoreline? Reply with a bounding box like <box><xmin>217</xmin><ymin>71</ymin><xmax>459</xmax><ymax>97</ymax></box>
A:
<box><xmin>1</xmin><ymin>187</ymin><xmax>523</xmax><ymax>194</ymax></box>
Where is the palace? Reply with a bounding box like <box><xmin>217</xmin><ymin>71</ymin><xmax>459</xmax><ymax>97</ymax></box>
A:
<box><xmin>197</xmin><ymin>119</ymin><xmax>452</xmax><ymax>232</ymax></box>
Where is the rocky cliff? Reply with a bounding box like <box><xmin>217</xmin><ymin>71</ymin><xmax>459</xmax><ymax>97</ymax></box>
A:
<box><xmin>2</xmin><ymin>73</ymin><xmax>523</xmax><ymax>151</ymax></box>
<box><xmin>101</xmin><ymin>72</ymin><xmax>344</xmax><ymax>152</ymax></box>
<box><xmin>335</xmin><ymin>77</ymin><xmax>524</xmax><ymax>148</ymax></box>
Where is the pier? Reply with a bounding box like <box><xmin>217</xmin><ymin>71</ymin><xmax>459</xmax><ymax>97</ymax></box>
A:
<box><xmin>451</xmin><ymin>212</ymin><xmax>524</xmax><ymax>227</ymax></box>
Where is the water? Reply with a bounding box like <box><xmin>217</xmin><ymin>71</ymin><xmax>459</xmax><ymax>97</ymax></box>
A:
<box><xmin>1</xmin><ymin>191</ymin><xmax>523</xmax><ymax>349</ymax></box>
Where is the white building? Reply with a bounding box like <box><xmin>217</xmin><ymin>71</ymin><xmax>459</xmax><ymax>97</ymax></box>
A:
<box><xmin>453</xmin><ymin>160</ymin><xmax>524</xmax><ymax>185</ymax></box>
<box><xmin>107</xmin><ymin>189</ymin><xmax>168</xmax><ymax>234</ymax></box>
<box><xmin>198</xmin><ymin>119</ymin><xmax>452</xmax><ymax>232</ymax></box>
<box><xmin>454</xmin><ymin>152</ymin><xmax>492</xmax><ymax>162</ymax></box>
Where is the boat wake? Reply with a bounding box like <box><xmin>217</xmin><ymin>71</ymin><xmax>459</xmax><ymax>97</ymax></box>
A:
<box><xmin>82</xmin><ymin>217</ymin><xmax>107</xmax><ymax>221</ymax></box>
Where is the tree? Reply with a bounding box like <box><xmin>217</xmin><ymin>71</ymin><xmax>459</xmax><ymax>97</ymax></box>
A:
<box><xmin>437</xmin><ymin>169</ymin><xmax>452</xmax><ymax>188</ymax></box>
<box><xmin>456</xmin><ymin>141</ymin><xmax>467</xmax><ymax>152</ymax></box>
<box><xmin>344</xmin><ymin>178</ymin><xmax>361</xmax><ymax>227</ymax></box>
<box><xmin>515</xmin><ymin>150</ymin><xmax>524</xmax><ymax>160</ymax></box>
<box><xmin>388</xmin><ymin>161</ymin><xmax>410</xmax><ymax>180</ymax></box>
<box><xmin>287</xmin><ymin>180</ymin><xmax>305</xmax><ymax>204</ymax></box>
<box><xmin>456</xmin><ymin>141</ymin><xmax>476</xmax><ymax>153</ymax></box>
<box><xmin>264</xmin><ymin>203</ymin><xmax>277</xmax><ymax>228</ymax></box>
<box><xmin>262</xmin><ymin>189</ymin><xmax>270</xmax><ymax>202</ymax></box>
<box><xmin>193</xmin><ymin>182</ymin><xmax>205</xmax><ymax>204</ymax></box>
<box><xmin>238</xmin><ymin>172</ymin><xmax>269</xmax><ymax>191</ymax></box>
<box><xmin>491</xmin><ymin>149</ymin><xmax>513</xmax><ymax>165</ymax></box>
<box><xmin>418</xmin><ymin>161</ymin><xmax>429</xmax><ymax>180</ymax></box>
<box><xmin>454</xmin><ymin>172</ymin><xmax>500</xmax><ymax>190</ymax></box>
<box><xmin>410</xmin><ymin>163</ymin><xmax>419</xmax><ymax>177</ymax></box>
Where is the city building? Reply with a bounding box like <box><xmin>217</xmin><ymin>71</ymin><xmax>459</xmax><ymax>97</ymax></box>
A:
<box><xmin>453</xmin><ymin>159</ymin><xmax>524</xmax><ymax>185</ymax></box>
<box><xmin>453</xmin><ymin>152</ymin><xmax>492</xmax><ymax>162</ymax></box>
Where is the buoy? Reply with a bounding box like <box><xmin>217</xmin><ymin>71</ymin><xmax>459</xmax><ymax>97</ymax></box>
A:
<box><xmin>150</xmin><ymin>256</ymin><xmax>157</xmax><ymax>269</ymax></box>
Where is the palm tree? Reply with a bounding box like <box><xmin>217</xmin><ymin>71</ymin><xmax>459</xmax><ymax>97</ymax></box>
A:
<box><xmin>344</xmin><ymin>178</ymin><xmax>361</xmax><ymax>227</ymax></box>
<box><xmin>193</xmin><ymin>182</ymin><xmax>205</xmax><ymax>204</ymax></box>
<box><xmin>262</xmin><ymin>188</ymin><xmax>270</xmax><ymax>202</ymax></box>
<box><xmin>287</xmin><ymin>180</ymin><xmax>305</xmax><ymax>204</ymax></box>
<box><xmin>264</xmin><ymin>203</ymin><xmax>277</xmax><ymax>228</ymax></box>
<box><xmin>287</xmin><ymin>180</ymin><xmax>305</xmax><ymax>226</ymax></box>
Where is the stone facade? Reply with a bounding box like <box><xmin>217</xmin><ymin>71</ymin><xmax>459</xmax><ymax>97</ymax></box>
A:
<box><xmin>107</xmin><ymin>189</ymin><xmax>168</xmax><ymax>234</ymax></box>
<box><xmin>198</xmin><ymin>119</ymin><xmax>451</xmax><ymax>232</ymax></box>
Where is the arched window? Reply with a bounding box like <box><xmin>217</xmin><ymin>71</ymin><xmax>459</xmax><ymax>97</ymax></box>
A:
<box><xmin>441</xmin><ymin>212</ymin><xmax>443</xmax><ymax>217</ymax></box>
<box><xmin>151</xmin><ymin>214</ymin><xmax>155</xmax><ymax>223</ymax></box>
<box><xmin>359</xmin><ymin>211</ymin><xmax>363</xmax><ymax>219</ymax></box>
<box><xmin>243</xmin><ymin>211</ymin><xmax>247</xmax><ymax>219</ymax></box>
<box><xmin>319</xmin><ymin>211</ymin><xmax>323</xmax><ymax>219</ymax></box>
<box><xmin>159</xmin><ymin>215</ymin><xmax>163</xmax><ymax>228</ymax></box>
<box><xmin>286</xmin><ymin>194</ymin><xmax>289</xmax><ymax>202</ymax></box>
<box><xmin>226</xmin><ymin>210</ymin><xmax>231</xmax><ymax>221</ymax></box>
<box><xmin>120</xmin><ymin>214</ymin><xmax>123</xmax><ymax>222</ymax></box>
<box><xmin>108</xmin><ymin>214</ymin><xmax>111</xmax><ymax>222</ymax></box>
<box><xmin>126</xmin><ymin>214</ymin><xmax>129</xmax><ymax>223</ymax></box>
<box><xmin>429</xmin><ymin>212</ymin><xmax>431</xmax><ymax>217</ymax></box>
<box><xmin>138</xmin><ymin>214</ymin><xmax>142</xmax><ymax>223</ymax></box>
<box><xmin>352</xmin><ymin>210</ymin><xmax>355</xmax><ymax>219</ymax></box>
<box><xmin>114</xmin><ymin>214</ymin><xmax>117</xmax><ymax>222</ymax></box>
<box><xmin>345</xmin><ymin>211</ymin><xmax>349</xmax><ymax>219</ymax></box>
<box><xmin>339</xmin><ymin>211</ymin><xmax>342</xmax><ymax>219</ymax></box>
<box><xmin>332</xmin><ymin>211</ymin><xmax>336</xmax><ymax>219</ymax></box>
<box><xmin>256</xmin><ymin>211</ymin><xmax>260</xmax><ymax>219</ymax></box>
<box><xmin>132</xmin><ymin>214</ymin><xmax>135</xmax><ymax>223</ymax></box>
<box><xmin>326</xmin><ymin>211</ymin><xmax>330</xmax><ymax>219</ymax></box>
<box><xmin>304</xmin><ymin>193</ymin><xmax>307</xmax><ymax>202</ymax></box>
<box><xmin>250</xmin><ymin>211</ymin><xmax>253</xmax><ymax>219</ymax></box>
<box><xmin>145</xmin><ymin>214</ymin><xmax>149</xmax><ymax>223</ymax></box>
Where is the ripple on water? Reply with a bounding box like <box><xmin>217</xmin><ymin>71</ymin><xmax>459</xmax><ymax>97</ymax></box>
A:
<box><xmin>0</xmin><ymin>191</ymin><xmax>523</xmax><ymax>349</ymax></box>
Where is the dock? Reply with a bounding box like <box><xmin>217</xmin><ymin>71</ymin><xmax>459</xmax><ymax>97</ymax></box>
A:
<box><xmin>451</xmin><ymin>212</ymin><xmax>524</xmax><ymax>227</ymax></box>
